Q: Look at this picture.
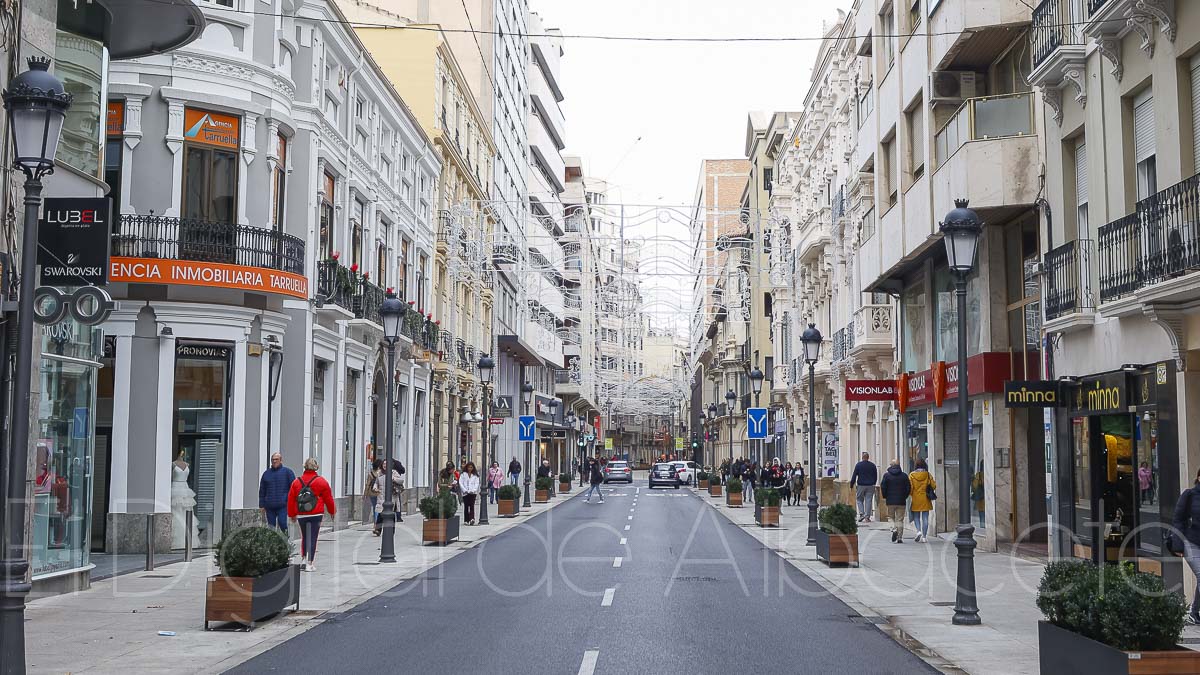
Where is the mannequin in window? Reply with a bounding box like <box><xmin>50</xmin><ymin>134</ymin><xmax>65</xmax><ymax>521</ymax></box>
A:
<box><xmin>171</xmin><ymin>449</ymin><xmax>199</xmax><ymax>549</ymax></box>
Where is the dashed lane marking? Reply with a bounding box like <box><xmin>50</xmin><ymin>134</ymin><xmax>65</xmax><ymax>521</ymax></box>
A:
<box><xmin>601</xmin><ymin>588</ymin><xmax>615</xmax><ymax>607</ymax></box>
<box><xmin>613</xmin><ymin>556</ymin><xmax>623</xmax><ymax>568</ymax></box>
<box><xmin>578</xmin><ymin>650</ymin><xmax>599</xmax><ymax>675</ymax></box>
<box><xmin>619</xmin><ymin>537</ymin><xmax>627</xmax><ymax>545</ymax></box>
<box><xmin>624</xmin><ymin>525</ymin><xmax>630</xmax><ymax>531</ymax></box>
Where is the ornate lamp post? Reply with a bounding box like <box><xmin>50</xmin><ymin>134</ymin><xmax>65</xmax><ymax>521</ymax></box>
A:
<box><xmin>801</xmin><ymin>323</ymin><xmax>822</xmax><ymax>546</ymax></box>
<box><xmin>566</xmin><ymin>411</ymin><xmax>578</xmax><ymax>485</ymax></box>
<box><xmin>521</xmin><ymin>381</ymin><xmax>534</xmax><ymax>507</ymax></box>
<box><xmin>0</xmin><ymin>56</ymin><xmax>72</xmax><ymax>671</ymax></box>
<box><xmin>706</xmin><ymin>403</ymin><xmax>717</xmax><ymax>469</ymax></box>
<box><xmin>548</xmin><ymin>398</ymin><xmax>560</xmax><ymax>495</ymax></box>
<box><xmin>377</xmin><ymin>291</ymin><xmax>406</xmax><ymax>562</ymax></box>
<box><xmin>941</xmin><ymin>198</ymin><xmax>984</xmax><ymax>626</ymax></box>
<box><xmin>749</xmin><ymin>366</ymin><xmax>765</xmax><ymax>465</ymax></box>
<box><xmin>476</xmin><ymin>355</ymin><xmax>494</xmax><ymax>524</ymax></box>
<box><xmin>724</xmin><ymin>389</ymin><xmax>737</xmax><ymax>480</ymax></box>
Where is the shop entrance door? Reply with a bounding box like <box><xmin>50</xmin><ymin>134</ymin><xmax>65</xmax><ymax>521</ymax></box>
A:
<box><xmin>173</xmin><ymin>346</ymin><xmax>231</xmax><ymax>550</ymax></box>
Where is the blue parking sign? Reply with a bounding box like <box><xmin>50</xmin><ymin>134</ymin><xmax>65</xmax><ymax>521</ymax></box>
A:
<box><xmin>518</xmin><ymin>415</ymin><xmax>536</xmax><ymax>442</ymax></box>
<box><xmin>747</xmin><ymin>408</ymin><xmax>768</xmax><ymax>439</ymax></box>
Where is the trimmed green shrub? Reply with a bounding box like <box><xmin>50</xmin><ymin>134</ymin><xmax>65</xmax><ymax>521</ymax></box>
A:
<box><xmin>818</xmin><ymin>503</ymin><xmax>858</xmax><ymax>535</ymax></box>
<box><xmin>497</xmin><ymin>484</ymin><xmax>520</xmax><ymax>500</ymax></box>
<box><xmin>1036</xmin><ymin>559</ymin><xmax>1186</xmax><ymax>651</ymax></box>
<box><xmin>755</xmin><ymin>488</ymin><xmax>782</xmax><ymax>507</ymax></box>
<box><xmin>558</xmin><ymin>473</ymin><xmax>571</xmax><ymax>483</ymax></box>
<box><xmin>726</xmin><ymin>476</ymin><xmax>743</xmax><ymax>493</ymax></box>
<box><xmin>215</xmin><ymin>526</ymin><xmax>290</xmax><ymax>578</ymax></box>
<box><xmin>419</xmin><ymin>488</ymin><xmax>458</xmax><ymax>519</ymax></box>
<box><xmin>535</xmin><ymin>476</ymin><xmax>553</xmax><ymax>490</ymax></box>
<box><xmin>697</xmin><ymin>471</ymin><xmax>710</xmax><ymax>481</ymax></box>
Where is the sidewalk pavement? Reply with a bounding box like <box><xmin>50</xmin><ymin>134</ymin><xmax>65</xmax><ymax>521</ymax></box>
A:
<box><xmin>25</xmin><ymin>491</ymin><xmax>577</xmax><ymax>674</ymax></box>
<box><xmin>694</xmin><ymin>488</ymin><xmax>1198</xmax><ymax>675</ymax></box>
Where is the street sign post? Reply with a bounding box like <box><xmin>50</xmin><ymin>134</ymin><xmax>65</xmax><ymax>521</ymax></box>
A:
<box><xmin>747</xmin><ymin>407</ymin><xmax>768</xmax><ymax>439</ymax></box>
<box><xmin>518</xmin><ymin>415</ymin><xmax>536</xmax><ymax>442</ymax></box>
<box><xmin>674</xmin><ymin>437</ymin><xmax>684</xmax><ymax>451</ymax></box>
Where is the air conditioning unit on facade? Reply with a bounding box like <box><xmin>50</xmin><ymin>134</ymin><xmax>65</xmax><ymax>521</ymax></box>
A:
<box><xmin>930</xmin><ymin>71</ymin><xmax>977</xmax><ymax>104</ymax></box>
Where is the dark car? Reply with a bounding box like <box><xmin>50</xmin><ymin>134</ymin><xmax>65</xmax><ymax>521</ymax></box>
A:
<box><xmin>649</xmin><ymin>462</ymin><xmax>681</xmax><ymax>489</ymax></box>
<box><xmin>603</xmin><ymin>460</ymin><xmax>633</xmax><ymax>483</ymax></box>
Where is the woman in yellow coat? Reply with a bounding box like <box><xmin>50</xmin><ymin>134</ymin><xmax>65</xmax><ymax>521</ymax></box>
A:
<box><xmin>908</xmin><ymin>458</ymin><xmax>937</xmax><ymax>543</ymax></box>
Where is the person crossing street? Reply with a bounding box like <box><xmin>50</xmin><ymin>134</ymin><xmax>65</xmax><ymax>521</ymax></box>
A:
<box><xmin>584</xmin><ymin>456</ymin><xmax>605</xmax><ymax>503</ymax></box>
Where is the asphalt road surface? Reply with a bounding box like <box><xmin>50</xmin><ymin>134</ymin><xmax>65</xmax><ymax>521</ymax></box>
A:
<box><xmin>231</xmin><ymin>478</ymin><xmax>934</xmax><ymax>674</ymax></box>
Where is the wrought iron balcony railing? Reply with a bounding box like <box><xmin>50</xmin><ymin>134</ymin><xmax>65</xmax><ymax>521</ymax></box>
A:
<box><xmin>831</xmin><ymin>327</ymin><xmax>848</xmax><ymax>363</ymax></box>
<box><xmin>115</xmin><ymin>214</ymin><xmax>305</xmax><ymax>276</ymax></box>
<box><xmin>1044</xmin><ymin>239</ymin><xmax>1095</xmax><ymax>320</ymax></box>
<box><xmin>1032</xmin><ymin>0</ymin><xmax>1086</xmax><ymax>69</ymax></box>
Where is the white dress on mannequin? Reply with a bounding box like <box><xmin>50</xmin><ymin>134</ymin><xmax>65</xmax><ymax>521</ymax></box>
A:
<box><xmin>171</xmin><ymin>463</ymin><xmax>200</xmax><ymax>549</ymax></box>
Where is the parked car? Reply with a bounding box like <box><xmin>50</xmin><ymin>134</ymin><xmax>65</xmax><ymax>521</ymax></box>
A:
<box><xmin>670</xmin><ymin>460</ymin><xmax>699</xmax><ymax>485</ymax></box>
<box><xmin>649</xmin><ymin>462</ymin><xmax>681</xmax><ymax>489</ymax></box>
<box><xmin>603</xmin><ymin>460</ymin><xmax>633</xmax><ymax>483</ymax></box>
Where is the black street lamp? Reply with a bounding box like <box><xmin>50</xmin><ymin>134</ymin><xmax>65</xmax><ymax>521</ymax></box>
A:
<box><xmin>749</xmin><ymin>366</ymin><xmax>764</xmax><ymax>464</ymax></box>
<box><xmin>477</xmin><ymin>354</ymin><xmax>495</xmax><ymax>525</ymax></box>
<box><xmin>377</xmin><ymin>291</ymin><xmax>406</xmax><ymax>563</ymax></box>
<box><xmin>566</xmin><ymin>411</ymin><xmax>578</xmax><ymax>485</ymax></box>
<box><xmin>801</xmin><ymin>323</ymin><xmax>822</xmax><ymax>546</ymax></box>
<box><xmin>724</xmin><ymin>389</ymin><xmax>737</xmax><ymax>480</ymax></box>
<box><xmin>941</xmin><ymin>198</ymin><xmax>984</xmax><ymax>626</ymax></box>
<box><xmin>706</xmin><ymin>403</ymin><xmax>717</xmax><ymax>468</ymax></box>
<box><xmin>521</xmin><ymin>381</ymin><xmax>534</xmax><ymax>507</ymax></box>
<box><xmin>1</xmin><ymin>57</ymin><xmax>71</xmax><ymax>665</ymax></box>
<box><xmin>548</xmin><ymin>398</ymin><xmax>560</xmax><ymax>495</ymax></box>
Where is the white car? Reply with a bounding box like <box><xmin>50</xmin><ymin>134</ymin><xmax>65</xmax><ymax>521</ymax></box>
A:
<box><xmin>670</xmin><ymin>461</ymin><xmax>699</xmax><ymax>485</ymax></box>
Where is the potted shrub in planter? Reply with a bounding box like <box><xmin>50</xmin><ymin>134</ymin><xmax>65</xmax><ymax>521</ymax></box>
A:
<box><xmin>754</xmin><ymin>488</ymin><xmax>781</xmax><ymax>527</ymax></box>
<box><xmin>815</xmin><ymin>503</ymin><xmax>859</xmax><ymax>566</ymax></box>
<box><xmin>697</xmin><ymin>471</ymin><xmax>710</xmax><ymax>490</ymax></box>
<box><xmin>725</xmin><ymin>476</ymin><xmax>743</xmax><ymax>507</ymax></box>
<box><xmin>558</xmin><ymin>472</ymin><xmax>572</xmax><ymax>493</ymax></box>
<box><xmin>1037</xmin><ymin>559</ymin><xmax>1195</xmax><ymax>675</ymax></box>
<box><xmin>420</xmin><ymin>489</ymin><xmax>460</xmax><ymax>545</ymax></box>
<box><xmin>205</xmin><ymin>526</ymin><xmax>300</xmax><ymax>630</ymax></box>
<box><xmin>535</xmin><ymin>476</ymin><xmax>552</xmax><ymax>503</ymax></box>
<box><xmin>497</xmin><ymin>484</ymin><xmax>520</xmax><ymax>517</ymax></box>
<box><xmin>708</xmin><ymin>475</ymin><xmax>722</xmax><ymax>497</ymax></box>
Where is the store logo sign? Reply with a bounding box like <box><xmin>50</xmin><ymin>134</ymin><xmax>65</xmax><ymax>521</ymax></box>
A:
<box><xmin>1004</xmin><ymin>380</ymin><xmax>1061</xmax><ymax>408</ymax></box>
<box><xmin>845</xmin><ymin>379</ymin><xmax>897</xmax><ymax>402</ymax></box>
<box><xmin>38</xmin><ymin>197</ymin><xmax>110</xmax><ymax>286</ymax></box>
<box><xmin>1066</xmin><ymin>372</ymin><xmax>1128</xmax><ymax>415</ymax></box>
<box><xmin>177</xmin><ymin>344</ymin><xmax>231</xmax><ymax>359</ymax></box>
<box><xmin>183</xmin><ymin>108</ymin><xmax>240</xmax><ymax>149</ymax></box>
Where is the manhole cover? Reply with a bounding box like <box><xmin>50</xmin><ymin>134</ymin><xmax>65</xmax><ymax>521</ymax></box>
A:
<box><xmin>848</xmin><ymin>615</ymin><xmax>888</xmax><ymax>625</ymax></box>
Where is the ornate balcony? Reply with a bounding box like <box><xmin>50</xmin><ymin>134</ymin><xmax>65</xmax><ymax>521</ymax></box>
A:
<box><xmin>1029</xmin><ymin>0</ymin><xmax>1088</xmax><ymax>125</ymax></box>
<box><xmin>1044</xmin><ymin>238</ymin><xmax>1095</xmax><ymax>321</ymax></box>
<box><xmin>848</xmin><ymin>304</ymin><xmax>893</xmax><ymax>360</ymax></box>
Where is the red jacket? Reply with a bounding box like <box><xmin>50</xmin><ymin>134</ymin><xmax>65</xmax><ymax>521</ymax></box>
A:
<box><xmin>287</xmin><ymin>470</ymin><xmax>337</xmax><ymax>518</ymax></box>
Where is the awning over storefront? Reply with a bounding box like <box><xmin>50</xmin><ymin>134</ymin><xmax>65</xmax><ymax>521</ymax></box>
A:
<box><xmin>497</xmin><ymin>333</ymin><xmax>552</xmax><ymax>367</ymax></box>
<box><xmin>90</xmin><ymin>0</ymin><xmax>205</xmax><ymax>60</ymax></box>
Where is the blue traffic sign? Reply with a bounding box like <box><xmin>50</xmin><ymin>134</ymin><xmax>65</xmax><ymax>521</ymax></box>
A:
<box><xmin>747</xmin><ymin>407</ymin><xmax>768</xmax><ymax>439</ymax></box>
<box><xmin>518</xmin><ymin>415</ymin><xmax>536</xmax><ymax>442</ymax></box>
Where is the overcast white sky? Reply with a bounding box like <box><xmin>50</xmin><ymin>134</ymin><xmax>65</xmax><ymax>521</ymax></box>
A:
<box><xmin>530</xmin><ymin>0</ymin><xmax>836</xmax><ymax>335</ymax></box>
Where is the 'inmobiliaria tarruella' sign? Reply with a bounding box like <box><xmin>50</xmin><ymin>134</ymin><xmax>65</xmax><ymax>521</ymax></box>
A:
<box><xmin>844</xmin><ymin>379</ymin><xmax>898</xmax><ymax>402</ymax></box>
<box><xmin>108</xmin><ymin>257</ymin><xmax>308</xmax><ymax>299</ymax></box>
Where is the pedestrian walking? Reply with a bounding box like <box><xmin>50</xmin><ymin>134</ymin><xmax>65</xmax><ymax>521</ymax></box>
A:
<box><xmin>487</xmin><ymin>461</ymin><xmax>503</xmax><ymax>504</ymax></box>
<box><xmin>459</xmin><ymin>462</ymin><xmax>481</xmax><ymax>525</ymax></box>
<box><xmin>438</xmin><ymin>462</ymin><xmax>457</xmax><ymax>495</ymax></box>
<box><xmin>1139</xmin><ymin>462</ymin><xmax>1153</xmax><ymax>504</ymax></box>
<box><xmin>1171</xmin><ymin>468</ymin><xmax>1200</xmax><ymax>624</ymax></box>
<box><xmin>372</xmin><ymin>459</ymin><xmax>405</xmax><ymax>534</ymax></box>
<box><xmin>849</xmin><ymin>452</ymin><xmax>879</xmax><ymax>523</ymax></box>
<box><xmin>743</xmin><ymin>462</ymin><xmax>757</xmax><ymax>502</ymax></box>
<box><xmin>537</xmin><ymin>458</ymin><xmax>552</xmax><ymax>481</ymax></box>
<box><xmin>908</xmin><ymin>458</ymin><xmax>936</xmax><ymax>542</ymax></box>
<box><xmin>792</xmin><ymin>464</ymin><xmax>806</xmax><ymax>506</ymax></box>
<box><xmin>287</xmin><ymin>457</ymin><xmax>336</xmax><ymax>572</ymax></box>
<box><xmin>780</xmin><ymin>461</ymin><xmax>793</xmax><ymax>505</ymax></box>
<box><xmin>508</xmin><ymin>457</ymin><xmax>522</xmax><ymax>486</ymax></box>
<box><xmin>365</xmin><ymin>459</ymin><xmax>383</xmax><ymax>532</ymax></box>
<box><xmin>258</xmin><ymin>452</ymin><xmax>295</xmax><ymax>533</ymax></box>
<box><xmin>879</xmin><ymin>459</ymin><xmax>911</xmax><ymax>544</ymax></box>
<box><xmin>584</xmin><ymin>456</ymin><xmax>605</xmax><ymax>503</ymax></box>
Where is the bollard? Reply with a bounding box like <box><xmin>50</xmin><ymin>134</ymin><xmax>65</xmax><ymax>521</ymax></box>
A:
<box><xmin>145</xmin><ymin>513</ymin><xmax>155</xmax><ymax>571</ymax></box>
<box><xmin>184</xmin><ymin>510</ymin><xmax>194</xmax><ymax>562</ymax></box>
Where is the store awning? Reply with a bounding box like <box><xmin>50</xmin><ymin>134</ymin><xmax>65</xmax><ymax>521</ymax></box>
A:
<box><xmin>94</xmin><ymin>0</ymin><xmax>205</xmax><ymax>60</ymax></box>
<box><xmin>497</xmin><ymin>333</ymin><xmax>552</xmax><ymax>367</ymax></box>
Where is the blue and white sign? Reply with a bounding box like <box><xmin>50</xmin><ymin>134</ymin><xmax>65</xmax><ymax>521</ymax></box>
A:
<box><xmin>518</xmin><ymin>415</ymin><xmax>536</xmax><ymax>442</ymax></box>
<box><xmin>71</xmin><ymin>407</ymin><xmax>89</xmax><ymax>440</ymax></box>
<box><xmin>746</xmin><ymin>407</ymin><xmax>768</xmax><ymax>439</ymax></box>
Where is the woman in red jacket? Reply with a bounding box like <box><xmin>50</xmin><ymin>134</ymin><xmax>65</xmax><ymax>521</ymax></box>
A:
<box><xmin>287</xmin><ymin>457</ymin><xmax>336</xmax><ymax>572</ymax></box>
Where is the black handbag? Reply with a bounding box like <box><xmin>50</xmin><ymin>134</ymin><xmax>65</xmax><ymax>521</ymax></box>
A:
<box><xmin>927</xmin><ymin>485</ymin><xmax>937</xmax><ymax>501</ymax></box>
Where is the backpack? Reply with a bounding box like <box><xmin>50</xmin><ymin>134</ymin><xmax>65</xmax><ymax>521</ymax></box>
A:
<box><xmin>296</xmin><ymin>476</ymin><xmax>318</xmax><ymax>512</ymax></box>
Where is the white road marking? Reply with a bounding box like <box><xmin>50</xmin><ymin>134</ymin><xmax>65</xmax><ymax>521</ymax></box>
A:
<box><xmin>613</xmin><ymin>556</ymin><xmax>623</xmax><ymax>568</ymax></box>
<box><xmin>578</xmin><ymin>650</ymin><xmax>599</xmax><ymax>675</ymax></box>
<box><xmin>627</xmin><ymin>515</ymin><xmax>633</xmax><ymax>520</ymax></box>
<box><xmin>601</xmin><ymin>588</ymin><xmax>616</xmax><ymax>607</ymax></box>
<box><xmin>619</xmin><ymin>537</ymin><xmax>627</xmax><ymax>545</ymax></box>
<box><xmin>624</xmin><ymin>525</ymin><xmax>630</xmax><ymax>531</ymax></box>
<box><xmin>629</xmin><ymin>508</ymin><xmax>635</xmax><ymax>512</ymax></box>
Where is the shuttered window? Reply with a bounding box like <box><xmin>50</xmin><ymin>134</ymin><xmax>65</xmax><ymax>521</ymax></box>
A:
<box><xmin>1075</xmin><ymin>139</ymin><xmax>1089</xmax><ymax>238</ymax></box>
<box><xmin>1133</xmin><ymin>89</ymin><xmax>1157</xmax><ymax>200</ymax></box>
<box><xmin>1191</xmin><ymin>53</ymin><xmax>1200</xmax><ymax>172</ymax></box>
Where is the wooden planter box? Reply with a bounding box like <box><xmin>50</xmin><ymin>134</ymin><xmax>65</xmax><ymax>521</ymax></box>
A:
<box><xmin>815</xmin><ymin>529</ymin><xmax>859</xmax><ymax>566</ymax></box>
<box><xmin>535</xmin><ymin>489</ymin><xmax>550</xmax><ymax>503</ymax></box>
<box><xmin>497</xmin><ymin>499</ymin><xmax>519</xmax><ymax>517</ymax></box>
<box><xmin>755</xmin><ymin>504</ymin><xmax>780</xmax><ymax>527</ymax></box>
<box><xmin>559</xmin><ymin>482</ymin><xmax>571</xmax><ymax>493</ymax></box>
<box><xmin>422</xmin><ymin>516</ymin><xmax>460</xmax><ymax>545</ymax></box>
<box><xmin>709</xmin><ymin>484</ymin><xmax>722</xmax><ymax>497</ymax></box>
<box><xmin>204</xmin><ymin>564</ymin><xmax>301</xmax><ymax>630</ymax></box>
<box><xmin>726</xmin><ymin>491</ymin><xmax>743</xmax><ymax>507</ymax></box>
<box><xmin>1038</xmin><ymin>621</ymin><xmax>1200</xmax><ymax>674</ymax></box>
<box><xmin>699</xmin><ymin>479</ymin><xmax>710</xmax><ymax>489</ymax></box>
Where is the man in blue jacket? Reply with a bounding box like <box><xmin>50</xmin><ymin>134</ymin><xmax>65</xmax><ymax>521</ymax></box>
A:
<box><xmin>849</xmin><ymin>451</ymin><xmax>879</xmax><ymax>523</ymax></box>
<box><xmin>259</xmin><ymin>453</ymin><xmax>296</xmax><ymax>532</ymax></box>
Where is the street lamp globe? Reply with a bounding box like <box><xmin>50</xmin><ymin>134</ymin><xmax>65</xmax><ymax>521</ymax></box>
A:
<box><xmin>940</xmin><ymin>198</ymin><xmax>984</xmax><ymax>275</ymax></box>
<box><xmin>725</xmin><ymin>389</ymin><xmax>737</xmax><ymax>412</ymax></box>
<box><xmin>707</xmin><ymin>403</ymin><xmax>717</xmax><ymax>420</ymax></box>
<box><xmin>379</xmin><ymin>291</ymin><xmax>405</xmax><ymax>343</ymax></box>
<box><xmin>3</xmin><ymin>57</ymin><xmax>72</xmax><ymax>179</ymax></box>
<box><xmin>801</xmin><ymin>323</ymin><xmax>823</xmax><ymax>365</ymax></box>
<box><xmin>459</xmin><ymin>407</ymin><xmax>472</xmax><ymax>424</ymax></box>
<box><xmin>473</xmin><ymin>412</ymin><xmax>484</xmax><ymax>423</ymax></box>
<box><xmin>477</xmin><ymin>353</ymin><xmax>495</xmax><ymax>384</ymax></box>
<box><xmin>748</xmin><ymin>366</ymin><xmax>765</xmax><ymax>396</ymax></box>
<box><xmin>521</xmin><ymin>381</ymin><xmax>534</xmax><ymax>406</ymax></box>
<box><xmin>566</xmin><ymin>412</ymin><xmax>577</xmax><ymax>427</ymax></box>
<box><xmin>549</xmin><ymin>399</ymin><xmax>560</xmax><ymax>414</ymax></box>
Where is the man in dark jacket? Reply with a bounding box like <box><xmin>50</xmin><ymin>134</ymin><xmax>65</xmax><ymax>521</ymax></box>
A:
<box><xmin>259</xmin><ymin>453</ymin><xmax>296</xmax><ymax>532</ymax></box>
<box><xmin>585</xmin><ymin>456</ymin><xmax>605</xmax><ymax>503</ymax></box>
<box><xmin>849</xmin><ymin>452</ymin><xmax>879</xmax><ymax>523</ymax></box>
<box><xmin>508</xmin><ymin>457</ymin><xmax>522</xmax><ymax>486</ymax></box>
<box><xmin>879</xmin><ymin>459</ymin><xmax>911</xmax><ymax>543</ymax></box>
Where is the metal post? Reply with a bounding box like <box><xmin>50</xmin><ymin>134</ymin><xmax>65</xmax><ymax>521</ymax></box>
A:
<box><xmin>952</xmin><ymin>274</ymin><xmax>981</xmax><ymax>625</ymax></box>
<box><xmin>523</xmin><ymin>400</ymin><xmax>532</xmax><ymax>508</ymax></box>
<box><xmin>144</xmin><ymin>514</ymin><xmax>155</xmax><ymax>572</ymax></box>
<box><xmin>807</xmin><ymin>361</ymin><xmax>818</xmax><ymax>546</ymax></box>
<box><xmin>184</xmin><ymin>511</ymin><xmax>194</xmax><ymax>562</ymax></box>
<box><xmin>1</xmin><ymin>177</ymin><xmax>44</xmax><ymax>672</ymax></box>
<box><xmin>478</xmin><ymin>388</ymin><xmax>491</xmax><ymax>525</ymax></box>
<box><xmin>379</xmin><ymin>340</ymin><xmax>397</xmax><ymax>563</ymax></box>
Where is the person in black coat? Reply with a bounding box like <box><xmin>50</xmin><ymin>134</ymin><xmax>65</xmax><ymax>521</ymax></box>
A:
<box><xmin>1172</xmin><ymin>468</ymin><xmax>1200</xmax><ymax>623</ymax></box>
<box><xmin>879</xmin><ymin>459</ymin><xmax>911</xmax><ymax>543</ymax></box>
<box><xmin>850</xmin><ymin>452</ymin><xmax>880</xmax><ymax>523</ymax></box>
<box><xmin>585</xmin><ymin>456</ymin><xmax>605</xmax><ymax>503</ymax></box>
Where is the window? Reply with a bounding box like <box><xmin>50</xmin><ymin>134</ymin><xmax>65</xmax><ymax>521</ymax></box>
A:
<box><xmin>1191</xmin><ymin>53</ymin><xmax>1200</xmax><ymax>172</ymax></box>
<box><xmin>320</xmin><ymin>172</ymin><xmax>335</xmax><ymax>258</ymax></box>
<box><xmin>351</xmin><ymin>199</ymin><xmax>365</xmax><ymax>267</ymax></box>
<box><xmin>879</xmin><ymin>4</ymin><xmax>896</xmax><ymax>70</ymax></box>
<box><xmin>882</xmin><ymin>132</ymin><xmax>898</xmax><ymax>208</ymax></box>
<box><xmin>1133</xmin><ymin>88</ymin><xmax>1157</xmax><ymax>200</ymax></box>
<box><xmin>272</xmin><ymin>133</ymin><xmax>287</xmax><ymax>233</ymax></box>
<box><xmin>105</xmin><ymin>101</ymin><xmax>124</xmax><ymax>224</ymax></box>
<box><xmin>418</xmin><ymin>253</ymin><xmax>427</xmax><ymax>308</ymax></box>
<box><xmin>858</xmin><ymin>87</ymin><xmax>873</xmax><ymax>128</ymax></box>
<box><xmin>182</xmin><ymin>108</ymin><xmax>240</xmax><ymax>223</ymax></box>
<box><xmin>376</xmin><ymin>237</ymin><xmax>388</xmax><ymax>288</ymax></box>
<box><xmin>763</xmin><ymin>167</ymin><xmax>774</xmax><ymax>194</ymax></box>
<box><xmin>381</xmin><ymin>156</ymin><xmax>392</xmax><ymax>184</ymax></box>
<box><xmin>1074</xmin><ymin>139</ymin><xmax>1089</xmax><ymax>239</ymax></box>
<box><xmin>324</xmin><ymin>94</ymin><xmax>338</xmax><ymax>120</ymax></box>
<box><xmin>908</xmin><ymin>0</ymin><xmax>921</xmax><ymax>33</ymax></box>
<box><xmin>355</xmin><ymin>129</ymin><xmax>368</xmax><ymax>154</ymax></box>
<box><xmin>400</xmin><ymin>239</ymin><xmax>410</xmax><ymax>300</ymax></box>
<box><xmin>355</xmin><ymin>97</ymin><xmax>364</xmax><ymax>119</ymax></box>
<box><xmin>906</xmin><ymin>100</ymin><xmax>925</xmax><ymax>182</ymax></box>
